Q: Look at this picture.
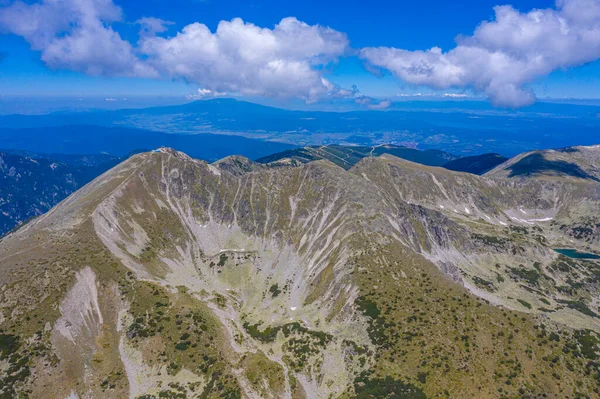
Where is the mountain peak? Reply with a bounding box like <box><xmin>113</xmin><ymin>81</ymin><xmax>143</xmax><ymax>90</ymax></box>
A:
<box><xmin>212</xmin><ymin>155</ymin><xmax>264</xmax><ymax>176</ymax></box>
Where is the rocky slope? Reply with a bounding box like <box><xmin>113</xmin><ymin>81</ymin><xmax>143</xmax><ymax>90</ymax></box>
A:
<box><xmin>1</xmin><ymin>146</ymin><xmax>600</xmax><ymax>398</ymax></box>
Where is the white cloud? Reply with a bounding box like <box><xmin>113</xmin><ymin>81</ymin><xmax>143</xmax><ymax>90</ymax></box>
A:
<box><xmin>186</xmin><ymin>88</ymin><xmax>227</xmax><ymax>99</ymax></box>
<box><xmin>0</xmin><ymin>0</ymin><xmax>154</xmax><ymax>77</ymax></box>
<box><xmin>0</xmin><ymin>0</ymin><xmax>351</xmax><ymax>102</ymax></box>
<box><xmin>360</xmin><ymin>0</ymin><xmax>600</xmax><ymax>107</ymax></box>
<box><xmin>139</xmin><ymin>17</ymin><xmax>350</xmax><ymax>101</ymax></box>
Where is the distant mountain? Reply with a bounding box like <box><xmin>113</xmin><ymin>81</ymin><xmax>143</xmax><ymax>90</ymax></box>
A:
<box><xmin>442</xmin><ymin>153</ymin><xmax>508</xmax><ymax>175</ymax></box>
<box><xmin>2</xmin><ymin>98</ymin><xmax>600</xmax><ymax>155</ymax></box>
<box><xmin>0</xmin><ymin>151</ymin><xmax>120</xmax><ymax>237</ymax></box>
<box><xmin>0</xmin><ymin>125</ymin><xmax>294</xmax><ymax>160</ymax></box>
<box><xmin>256</xmin><ymin>144</ymin><xmax>457</xmax><ymax>169</ymax></box>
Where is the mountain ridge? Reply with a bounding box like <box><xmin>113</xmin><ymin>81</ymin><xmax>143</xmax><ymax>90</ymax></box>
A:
<box><xmin>1</xmin><ymin>145</ymin><xmax>600</xmax><ymax>398</ymax></box>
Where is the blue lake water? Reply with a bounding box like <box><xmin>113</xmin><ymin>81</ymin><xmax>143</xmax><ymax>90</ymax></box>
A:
<box><xmin>554</xmin><ymin>248</ymin><xmax>600</xmax><ymax>260</ymax></box>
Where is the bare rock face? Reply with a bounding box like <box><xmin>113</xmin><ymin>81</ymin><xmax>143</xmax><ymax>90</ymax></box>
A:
<box><xmin>1</xmin><ymin>146</ymin><xmax>600</xmax><ymax>398</ymax></box>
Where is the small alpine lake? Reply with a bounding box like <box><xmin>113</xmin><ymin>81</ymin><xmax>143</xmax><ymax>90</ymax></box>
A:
<box><xmin>554</xmin><ymin>248</ymin><xmax>600</xmax><ymax>260</ymax></box>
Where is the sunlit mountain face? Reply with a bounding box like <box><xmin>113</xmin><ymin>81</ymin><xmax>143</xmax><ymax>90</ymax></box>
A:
<box><xmin>1</xmin><ymin>0</ymin><xmax>600</xmax><ymax>398</ymax></box>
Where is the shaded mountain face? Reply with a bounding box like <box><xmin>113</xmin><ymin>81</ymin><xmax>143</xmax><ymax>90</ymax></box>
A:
<box><xmin>1</xmin><ymin>147</ymin><xmax>600</xmax><ymax>398</ymax></box>
<box><xmin>486</xmin><ymin>145</ymin><xmax>600</xmax><ymax>182</ymax></box>
<box><xmin>442</xmin><ymin>153</ymin><xmax>508</xmax><ymax>175</ymax></box>
<box><xmin>506</xmin><ymin>153</ymin><xmax>600</xmax><ymax>181</ymax></box>
<box><xmin>0</xmin><ymin>152</ymin><xmax>120</xmax><ymax>237</ymax></box>
<box><xmin>256</xmin><ymin>144</ymin><xmax>457</xmax><ymax>170</ymax></box>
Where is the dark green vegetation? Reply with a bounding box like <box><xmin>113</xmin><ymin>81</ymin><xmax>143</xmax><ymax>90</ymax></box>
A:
<box><xmin>517</xmin><ymin>299</ymin><xmax>532</xmax><ymax>309</ymax></box>
<box><xmin>353</xmin><ymin>373</ymin><xmax>426</xmax><ymax>399</ymax></box>
<box><xmin>508</xmin><ymin>266</ymin><xmax>541</xmax><ymax>286</ymax></box>
<box><xmin>472</xmin><ymin>276</ymin><xmax>497</xmax><ymax>292</ymax></box>
<box><xmin>0</xmin><ymin>331</ymin><xmax>46</xmax><ymax>399</ymax></box>
<box><xmin>269</xmin><ymin>283</ymin><xmax>281</xmax><ymax>298</ymax></box>
<box><xmin>557</xmin><ymin>300</ymin><xmax>599</xmax><ymax>318</ymax></box>
<box><xmin>442</xmin><ymin>153</ymin><xmax>508</xmax><ymax>175</ymax></box>
<box><xmin>242</xmin><ymin>321</ymin><xmax>332</xmax><ymax>346</ymax></box>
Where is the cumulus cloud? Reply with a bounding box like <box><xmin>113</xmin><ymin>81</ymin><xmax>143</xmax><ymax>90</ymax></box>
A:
<box><xmin>360</xmin><ymin>0</ymin><xmax>600</xmax><ymax>107</ymax></box>
<box><xmin>0</xmin><ymin>0</ymin><xmax>351</xmax><ymax>101</ymax></box>
<box><xmin>0</xmin><ymin>0</ymin><xmax>154</xmax><ymax>76</ymax></box>
<box><xmin>138</xmin><ymin>17</ymin><xmax>350</xmax><ymax>101</ymax></box>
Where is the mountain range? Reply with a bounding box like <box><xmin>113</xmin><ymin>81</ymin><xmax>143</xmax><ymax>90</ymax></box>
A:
<box><xmin>2</xmin><ymin>98</ymin><xmax>600</xmax><ymax>155</ymax></box>
<box><xmin>0</xmin><ymin>142</ymin><xmax>599</xmax><ymax>398</ymax></box>
<box><xmin>0</xmin><ymin>146</ymin><xmax>509</xmax><ymax>237</ymax></box>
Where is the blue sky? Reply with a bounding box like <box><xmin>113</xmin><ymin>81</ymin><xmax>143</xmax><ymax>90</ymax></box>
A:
<box><xmin>1</xmin><ymin>0</ymin><xmax>600</xmax><ymax>107</ymax></box>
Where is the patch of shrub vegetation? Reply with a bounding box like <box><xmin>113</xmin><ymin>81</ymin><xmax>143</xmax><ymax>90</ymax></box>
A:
<box><xmin>495</xmin><ymin>272</ymin><xmax>505</xmax><ymax>283</ymax></box>
<box><xmin>243</xmin><ymin>322</ymin><xmax>280</xmax><ymax>343</ymax></box>
<box><xmin>269</xmin><ymin>284</ymin><xmax>281</xmax><ymax>298</ymax></box>
<box><xmin>509</xmin><ymin>266</ymin><xmax>540</xmax><ymax>286</ymax></box>
<box><xmin>355</xmin><ymin>296</ymin><xmax>387</xmax><ymax>346</ymax></box>
<box><xmin>353</xmin><ymin>373</ymin><xmax>426</xmax><ymax>398</ymax></box>
<box><xmin>574</xmin><ymin>330</ymin><xmax>599</xmax><ymax>360</ymax></box>
<box><xmin>198</xmin><ymin>371</ymin><xmax>241</xmax><ymax>399</ymax></box>
<box><xmin>473</xmin><ymin>276</ymin><xmax>496</xmax><ymax>292</ymax></box>
<box><xmin>538</xmin><ymin>307</ymin><xmax>556</xmax><ymax>313</ymax></box>
<box><xmin>0</xmin><ymin>333</ymin><xmax>31</xmax><ymax>399</ymax></box>
<box><xmin>0</xmin><ymin>334</ymin><xmax>19</xmax><ymax>360</ymax></box>
<box><xmin>175</xmin><ymin>342</ymin><xmax>190</xmax><ymax>351</ymax></box>
<box><xmin>217</xmin><ymin>254</ymin><xmax>228</xmax><ymax>267</ymax></box>
<box><xmin>243</xmin><ymin>321</ymin><xmax>332</xmax><ymax>346</ymax></box>
<box><xmin>356</xmin><ymin>296</ymin><xmax>381</xmax><ymax>318</ymax></box>
<box><xmin>557</xmin><ymin>299</ymin><xmax>599</xmax><ymax>318</ymax></box>
<box><xmin>471</xmin><ymin>233</ymin><xmax>509</xmax><ymax>247</ymax></box>
<box><xmin>517</xmin><ymin>299</ymin><xmax>532</xmax><ymax>309</ymax></box>
<box><xmin>539</xmin><ymin>298</ymin><xmax>551</xmax><ymax>305</ymax></box>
